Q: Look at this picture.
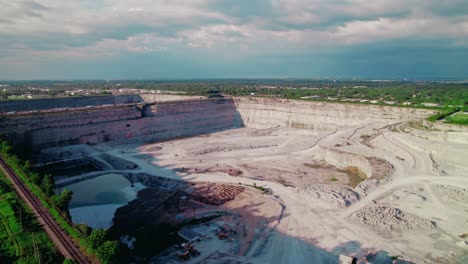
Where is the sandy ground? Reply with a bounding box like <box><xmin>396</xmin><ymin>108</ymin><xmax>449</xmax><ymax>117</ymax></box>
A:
<box><xmin>54</xmin><ymin>121</ymin><xmax>468</xmax><ymax>263</ymax></box>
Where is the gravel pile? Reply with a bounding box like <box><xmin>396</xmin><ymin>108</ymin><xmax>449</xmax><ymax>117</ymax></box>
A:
<box><xmin>351</xmin><ymin>206</ymin><xmax>436</xmax><ymax>230</ymax></box>
<box><xmin>189</xmin><ymin>144</ymin><xmax>277</xmax><ymax>156</ymax></box>
<box><xmin>434</xmin><ymin>185</ymin><xmax>468</xmax><ymax>203</ymax></box>
<box><xmin>301</xmin><ymin>184</ymin><xmax>360</xmax><ymax>208</ymax></box>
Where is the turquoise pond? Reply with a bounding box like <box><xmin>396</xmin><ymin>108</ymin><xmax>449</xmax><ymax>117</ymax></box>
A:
<box><xmin>61</xmin><ymin>173</ymin><xmax>137</xmax><ymax>208</ymax></box>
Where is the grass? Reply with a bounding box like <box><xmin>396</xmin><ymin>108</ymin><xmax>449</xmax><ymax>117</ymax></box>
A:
<box><xmin>448</xmin><ymin>112</ymin><xmax>468</xmax><ymax>125</ymax></box>
<box><xmin>339</xmin><ymin>166</ymin><xmax>367</xmax><ymax>188</ymax></box>
<box><xmin>0</xmin><ymin>171</ymin><xmax>60</xmax><ymax>263</ymax></box>
<box><xmin>427</xmin><ymin>108</ymin><xmax>464</xmax><ymax>125</ymax></box>
<box><xmin>250</xmin><ymin>183</ymin><xmax>268</xmax><ymax>193</ymax></box>
<box><xmin>452</xmin><ymin>112</ymin><xmax>468</xmax><ymax>119</ymax></box>
<box><xmin>0</xmin><ymin>144</ymin><xmax>117</xmax><ymax>263</ymax></box>
<box><xmin>0</xmin><ymin>149</ymin><xmax>99</xmax><ymax>260</ymax></box>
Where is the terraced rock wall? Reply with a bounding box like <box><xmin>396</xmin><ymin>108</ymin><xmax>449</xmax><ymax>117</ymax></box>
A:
<box><xmin>0</xmin><ymin>96</ymin><xmax>437</xmax><ymax>152</ymax></box>
<box><xmin>234</xmin><ymin>97</ymin><xmax>436</xmax><ymax>130</ymax></box>
<box><xmin>0</xmin><ymin>94</ymin><xmax>142</xmax><ymax>112</ymax></box>
<box><xmin>0</xmin><ymin>99</ymin><xmax>242</xmax><ymax>151</ymax></box>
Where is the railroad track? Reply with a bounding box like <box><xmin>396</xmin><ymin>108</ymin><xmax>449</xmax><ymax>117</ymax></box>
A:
<box><xmin>0</xmin><ymin>157</ymin><xmax>90</xmax><ymax>264</ymax></box>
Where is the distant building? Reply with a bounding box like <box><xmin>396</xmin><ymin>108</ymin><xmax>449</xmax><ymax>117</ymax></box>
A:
<box><xmin>402</xmin><ymin>102</ymin><xmax>412</xmax><ymax>105</ymax></box>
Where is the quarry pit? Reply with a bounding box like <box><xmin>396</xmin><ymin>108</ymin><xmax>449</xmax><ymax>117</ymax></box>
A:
<box><xmin>1</xmin><ymin>94</ymin><xmax>467</xmax><ymax>263</ymax></box>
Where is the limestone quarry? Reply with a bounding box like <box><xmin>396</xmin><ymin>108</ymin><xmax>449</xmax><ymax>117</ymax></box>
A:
<box><xmin>1</xmin><ymin>94</ymin><xmax>467</xmax><ymax>263</ymax></box>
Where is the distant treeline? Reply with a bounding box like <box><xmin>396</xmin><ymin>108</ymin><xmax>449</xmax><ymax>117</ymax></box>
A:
<box><xmin>1</xmin><ymin>79</ymin><xmax>467</xmax><ymax>109</ymax></box>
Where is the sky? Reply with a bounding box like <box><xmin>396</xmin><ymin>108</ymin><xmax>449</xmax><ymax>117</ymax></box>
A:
<box><xmin>0</xmin><ymin>0</ymin><xmax>467</xmax><ymax>80</ymax></box>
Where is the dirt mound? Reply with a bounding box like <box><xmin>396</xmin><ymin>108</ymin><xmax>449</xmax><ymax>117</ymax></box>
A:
<box><xmin>300</xmin><ymin>184</ymin><xmax>360</xmax><ymax>208</ymax></box>
<box><xmin>433</xmin><ymin>185</ymin><xmax>468</xmax><ymax>203</ymax></box>
<box><xmin>368</xmin><ymin>157</ymin><xmax>394</xmax><ymax>180</ymax></box>
<box><xmin>249</xmin><ymin>126</ymin><xmax>279</xmax><ymax>136</ymax></box>
<box><xmin>191</xmin><ymin>184</ymin><xmax>245</xmax><ymax>206</ymax></box>
<box><xmin>351</xmin><ymin>206</ymin><xmax>436</xmax><ymax>230</ymax></box>
<box><xmin>189</xmin><ymin>144</ymin><xmax>277</xmax><ymax>156</ymax></box>
<box><xmin>190</xmin><ymin>166</ymin><xmax>243</xmax><ymax>177</ymax></box>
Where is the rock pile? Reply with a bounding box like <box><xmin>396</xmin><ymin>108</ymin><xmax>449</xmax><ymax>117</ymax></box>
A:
<box><xmin>351</xmin><ymin>206</ymin><xmax>436</xmax><ymax>230</ymax></box>
<box><xmin>300</xmin><ymin>184</ymin><xmax>360</xmax><ymax>208</ymax></box>
<box><xmin>434</xmin><ymin>185</ymin><xmax>468</xmax><ymax>203</ymax></box>
<box><xmin>189</xmin><ymin>144</ymin><xmax>277</xmax><ymax>156</ymax></box>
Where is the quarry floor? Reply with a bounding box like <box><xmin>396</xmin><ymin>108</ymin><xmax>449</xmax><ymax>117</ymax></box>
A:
<box><xmin>53</xmin><ymin>123</ymin><xmax>468</xmax><ymax>264</ymax></box>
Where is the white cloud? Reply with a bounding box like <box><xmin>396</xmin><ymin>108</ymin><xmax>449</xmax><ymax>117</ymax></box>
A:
<box><xmin>331</xmin><ymin>16</ymin><xmax>468</xmax><ymax>44</ymax></box>
<box><xmin>0</xmin><ymin>0</ymin><xmax>466</xmax><ymax>60</ymax></box>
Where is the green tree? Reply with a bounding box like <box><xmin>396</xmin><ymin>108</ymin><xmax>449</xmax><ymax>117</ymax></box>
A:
<box><xmin>97</xmin><ymin>240</ymin><xmax>119</xmax><ymax>263</ymax></box>
<box><xmin>29</xmin><ymin>172</ymin><xmax>42</xmax><ymax>185</ymax></box>
<box><xmin>41</xmin><ymin>174</ymin><xmax>55</xmax><ymax>196</ymax></box>
<box><xmin>23</xmin><ymin>160</ymin><xmax>32</xmax><ymax>171</ymax></box>
<box><xmin>52</xmin><ymin>189</ymin><xmax>73</xmax><ymax>215</ymax></box>
<box><xmin>76</xmin><ymin>223</ymin><xmax>92</xmax><ymax>237</ymax></box>
<box><xmin>88</xmin><ymin>229</ymin><xmax>108</xmax><ymax>249</ymax></box>
<box><xmin>1</xmin><ymin>141</ymin><xmax>12</xmax><ymax>154</ymax></box>
<box><xmin>63</xmin><ymin>259</ymin><xmax>78</xmax><ymax>264</ymax></box>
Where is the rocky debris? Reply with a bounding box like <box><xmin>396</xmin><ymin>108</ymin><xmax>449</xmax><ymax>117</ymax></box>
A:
<box><xmin>300</xmin><ymin>184</ymin><xmax>360</xmax><ymax>208</ymax></box>
<box><xmin>355</xmin><ymin>179</ymin><xmax>381</xmax><ymax>197</ymax></box>
<box><xmin>143</xmin><ymin>145</ymin><xmax>163</xmax><ymax>152</ymax></box>
<box><xmin>190</xmin><ymin>183</ymin><xmax>245</xmax><ymax>206</ymax></box>
<box><xmin>100</xmin><ymin>153</ymin><xmax>139</xmax><ymax>170</ymax></box>
<box><xmin>124</xmin><ymin>172</ymin><xmax>189</xmax><ymax>190</ymax></box>
<box><xmin>368</xmin><ymin>157</ymin><xmax>394</xmax><ymax>180</ymax></box>
<box><xmin>190</xmin><ymin>166</ymin><xmax>243</xmax><ymax>177</ymax></box>
<box><xmin>351</xmin><ymin>206</ymin><xmax>436</xmax><ymax>230</ymax></box>
<box><xmin>249</xmin><ymin>126</ymin><xmax>279</xmax><ymax>136</ymax></box>
<box><xmin>189</xmin><ymin>144</ymin><xmax>278</xmax><ymax>156</ymax></box>
<box><xmin>433</xmin><ymin>185</ymin><xmax>468</xmax><ymax>203</ymax></box>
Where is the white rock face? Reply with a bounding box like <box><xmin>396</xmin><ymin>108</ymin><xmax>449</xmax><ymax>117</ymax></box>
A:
<box><xmin>312</xmin><ymin>146</ymin><xmax>373</xmax><ymax>178</ymax></box>
<box><xmin>234</xmin><ymin>97</ymin><xmax>436</xmax><ymax>130</ymax></box>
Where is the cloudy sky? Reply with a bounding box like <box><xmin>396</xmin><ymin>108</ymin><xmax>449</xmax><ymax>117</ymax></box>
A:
<box><xmin>1</xmin><ymin>0</ymin><xmax>467</xmax><ymax>80</ymax></box>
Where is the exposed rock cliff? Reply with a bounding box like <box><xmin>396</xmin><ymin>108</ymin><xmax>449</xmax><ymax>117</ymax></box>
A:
<box><xmin>234</xmin><ymin>97</ymin><xmax>435</xmax><ymax>130</ymax></box>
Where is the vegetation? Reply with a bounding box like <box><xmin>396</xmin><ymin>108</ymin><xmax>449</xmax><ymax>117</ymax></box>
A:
<box><xmin>52</xmin><ymin>189</ymin><xmax>73</xmax><ymax>217</ymax></box>
<box><xmin>251</xmin><ymin>182</ymin><xmax>267</xmax><ymax>192</ymax></box>
<box><xmin>2</xmin><ymin>79</ymin><xmax>467</xmax><ymax>124</ymax></box>
<box><xmin>0</xmin><ymin>170</ymin><xmax>61</xmax><ymax>263</ymax></box>
<box><xmin>445</xmin><ymin>112</ymin><xmax>468</xmax><ymax>125</ymax></box>
<box><xmin>1</xmin><ymin>80</ymin><xmax>467</xmax><ymax>109</ymax></box>
<box><xmin>426</xmin><ymin>108</ymin><xmax>460</xmax><ymax>122</ymax></box>
<box><xmin>63</xmin><ymin>259</ymin><xmax>78</xmax><ymax>264</ymax></box>
<box><xmin>426</xmin><ymin>107</ymin><xmax>468</xmax><ymax>125</ymax></box>
<box><xmin>0</xmin><ymin>138</ymin><xmax>123</xmax><ymax>263</ymax></box>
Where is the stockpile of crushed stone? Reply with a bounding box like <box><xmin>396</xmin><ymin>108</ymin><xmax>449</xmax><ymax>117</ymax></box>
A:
<box><xmin>434</xmin><ymin>185</ymin><xmax>468</xmax><ymax>203</ymax></box>
<box><xmin>351</xmin><ymin>206</ymin><xmax>436</xmax><ymax>230</ymax></box>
